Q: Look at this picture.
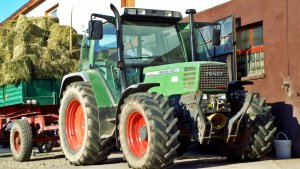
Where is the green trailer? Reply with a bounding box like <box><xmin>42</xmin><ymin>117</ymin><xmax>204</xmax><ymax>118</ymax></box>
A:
<box><xmin>0</xmin><ymin>79</ymin><xmax>61</xmax><ymax>162</ymax></box>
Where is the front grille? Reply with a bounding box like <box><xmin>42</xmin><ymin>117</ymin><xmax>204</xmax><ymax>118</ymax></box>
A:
<box><xmin>200</xmin><ymin>64</ymin><xmax>228</xmax><ymax>90</ymax></box>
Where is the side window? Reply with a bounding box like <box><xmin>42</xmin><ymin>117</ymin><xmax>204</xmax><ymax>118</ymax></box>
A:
<box><xmin>236</xmin><ymin>22</ymin><xmax>264</xmax><ymax>79</ymax></box>
<box><xmin>199</xmin><ymin>16</ymin><xmax>234</xmax><ymax>58</ymax></box>
<box><xmin>180</xmin><ymin>29</ymin><xmax>192</xmax><ymax>60</ymax></box>
<box><xmin>94</xmin><ymin>23</ymin><xmax>117</xmax><ymax>62</ymax></box>
<box><xmin>80</xmin><ymin>34</ymin><xmax>90</xmax><ymax>69</ymax></box>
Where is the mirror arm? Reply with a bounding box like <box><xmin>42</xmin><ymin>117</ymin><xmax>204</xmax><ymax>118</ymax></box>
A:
<box><xmin>91</xmin><ymin>13</ymin><xmax>115</xmax><ymax>24</ymax></box>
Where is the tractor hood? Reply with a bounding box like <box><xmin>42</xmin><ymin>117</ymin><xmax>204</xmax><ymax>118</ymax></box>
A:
<box><xmin>144</xmin><ymin>61</ymin><xmax>228</xmax><ymax>96</ymax></box>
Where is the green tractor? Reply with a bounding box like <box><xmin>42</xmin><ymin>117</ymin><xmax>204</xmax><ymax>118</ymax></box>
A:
<box><xmin>58</xmin><ymin>4</ymin><xmax>276</xmax><ymax>168</ymax></box>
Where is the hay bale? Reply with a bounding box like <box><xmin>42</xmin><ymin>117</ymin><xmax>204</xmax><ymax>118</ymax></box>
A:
<box><xmin>0</xmin><ymin>15</ymin><xmax>81</xmax><ymax>86</ymax></box>
<box><xmin>13</xmin><ymin>44</ymin><xmax>45</xmax><ymax>60</ymax></box>
<box><xmin>48</xmin><ymin>24</ymin><xmax>79</xmax><ymax>51</ymax></box>
<box><xmin>0</xmin><ymin>20</ymin><xmax>17</xmax><ymax>62</ymax></box>
<box><xmin>0</xmin><ymin>47</ymin><xmax>13</xmax><ymax>62</ymax></box>
<box><xmin>13</xmin><ymin>15</ymin><xmax>49</xmax><ymax>48</ymax></box>
<box><xmin>29</xmin><ymin>16</ymin><xmax>59</xmax><ymax>30</ymax></box>
<box><xmin>43</xmin><ymin>48</ymin><xmax>63</xmax><ymax>60</ymax></box>
<box><xmin>0</xmin><ymin>57</ymin><xmax>32</xmax><ymax>86</ymax></box>
<box><xmin>30</xmin><ymin>57</ymin><xmax>78</xmax><ymax>80</ymax></box>
<box><xmin>65</xmin><ymin>49</ymin><xmax>81</xmax><ymax>60</ymax></box>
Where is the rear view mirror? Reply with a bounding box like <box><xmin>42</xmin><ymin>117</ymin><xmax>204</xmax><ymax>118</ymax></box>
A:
<box><xmin>88</xmin><ymin>20</ymin><xmax>103</xmax><ymax>40</ymax></box>
<box><xmin>212</xmin><ymin>28</ymin><xmax>221</xmax><ymax>46</ymax></box>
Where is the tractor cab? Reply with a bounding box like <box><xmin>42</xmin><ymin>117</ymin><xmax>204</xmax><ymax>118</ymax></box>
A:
<box><xmin>80</xmin><ymin>5</ymin><xmax>186</xmax><ymax>100</ymax></box>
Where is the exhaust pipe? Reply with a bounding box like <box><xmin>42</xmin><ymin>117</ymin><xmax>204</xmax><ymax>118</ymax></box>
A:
<box><xmin>207</xmin><ymin>113</ymin><xmax>227</xmax><ymax>130</ymax></box>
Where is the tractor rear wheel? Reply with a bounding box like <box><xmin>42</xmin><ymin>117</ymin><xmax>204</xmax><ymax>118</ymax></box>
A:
<box><xmin>119</xmin><ymin>93</ymin><xmax>180</xmax><ymax>169</ymax></box>
<box><xmin>10</xmin><ymin>120</ymin><xmax>32</xmax><ymax>162</ymax></box>
<box><xmin>59</xmin><ymin>82</ymin><xmax>115</xmax><ymax>165</ymax></box>
<box><xmin>221</xmin><ymin>94</ymin><xmax>277</xmax><ymax>161</ymax></box>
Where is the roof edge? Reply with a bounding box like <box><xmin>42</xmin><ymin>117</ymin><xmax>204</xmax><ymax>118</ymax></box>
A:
<box><xmin>0</xmin><ymin>0</ymin><xmax>45</xmax><ymax>27</ymax></box>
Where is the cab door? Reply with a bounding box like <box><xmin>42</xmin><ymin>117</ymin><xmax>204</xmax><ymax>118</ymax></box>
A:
<box><xmin>198</xmin><ymin>16</ymin><xmax>235</xmax><ymax>81</ymax></box>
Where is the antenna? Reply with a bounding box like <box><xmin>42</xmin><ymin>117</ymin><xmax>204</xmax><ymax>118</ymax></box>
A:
<box><xmin>69</xmin><ymin>7</ymin><xmax>73</xmax><ymax>56</ymax></box>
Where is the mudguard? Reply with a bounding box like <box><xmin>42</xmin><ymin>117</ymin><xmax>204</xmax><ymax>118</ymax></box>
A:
<box><xmin>115</xmin><ymin>83</ymin><xmax>159</xmax><ymax>147</ymax></box>
<box><xmin>60</xmin><ymin>69</ymin><xmax>116</xmax><ymax>138</ymax></box>
<box><xmin>59</xmin><ymin>72</ymin><xmax>90</xmax><ymax>98</ymax></box>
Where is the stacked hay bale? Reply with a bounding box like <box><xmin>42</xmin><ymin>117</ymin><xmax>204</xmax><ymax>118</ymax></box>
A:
<box><xmin>0</xmin><ymin>15</ymin><xmax>80</xmax><ymax>86</ymax></box>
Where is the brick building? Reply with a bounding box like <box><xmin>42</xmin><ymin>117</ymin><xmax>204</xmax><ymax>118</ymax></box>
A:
<box><xmin>193</xmin><ymin>0</ymin><xmax>300</xmax><ymax>156</ymax></box>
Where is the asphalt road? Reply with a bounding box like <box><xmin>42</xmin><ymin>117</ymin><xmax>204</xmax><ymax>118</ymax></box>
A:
<box><xmin>0</xmin><ymin>146</ymin><xmax>228</xmax><ymax>169</ymax></box>
<box><xmin>2</xmin><ymin>145</ymin><xmax>298</xmax><ymax>169</ymax></box>
<box><xmin>54</xmin><ymin>152</ymin><xmax>227</xmax><ymax>169</ymax></box>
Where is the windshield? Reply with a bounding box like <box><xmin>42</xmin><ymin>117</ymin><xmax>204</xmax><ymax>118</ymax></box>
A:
<box><xmin>179</xmin><ymin>24</ymin><xmax>212</xmax><ymax>61</ymax></box>
<box><xmin>93</xmin><ymin>22</ymin><xmax>185</xmax><ymax>64</ymax></box>
<box><xmin>92</xmin><ymin>21</ymin><xmax>185</xmax><ymax>86</ymax></box>
<box><xmin>122</xmin><ymin>21</ymin><xmax>185</xmax><ymax>66</ymax></box>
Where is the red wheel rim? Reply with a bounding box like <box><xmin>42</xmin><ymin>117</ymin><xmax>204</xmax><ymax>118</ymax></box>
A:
<box><xmin>66</xmin><ymin>99</ymin><xmax>85</xmax><ymax>150</ymax></box>
<box><xmin>126</xmin><ymin>110</ymin><xmax>148</xmax><ymax>157</ymax></box>
<box><xmin>13</xmin><ymin>130</ymin><xmax>21</xmax><ymax>153</ymax></box>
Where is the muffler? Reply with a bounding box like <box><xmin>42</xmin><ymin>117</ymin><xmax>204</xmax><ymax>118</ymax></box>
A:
<box><xmin>207</xmin><ymin>113</ymin><xmax>226</xmax><ymax>130</ymax></box>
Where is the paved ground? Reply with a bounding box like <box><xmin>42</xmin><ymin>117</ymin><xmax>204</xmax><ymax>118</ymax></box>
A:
<box><xmin>1</xmin><ymin>146</ymin><xmax>300</xmax><ymax>169</ymax></box>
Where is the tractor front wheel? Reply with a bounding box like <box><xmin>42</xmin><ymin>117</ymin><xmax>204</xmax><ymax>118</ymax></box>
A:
<box><xmin>59</xmin><ymin>82</ymin><xmax>114</xmax><ymax>165</ymax></box>
<box><xmin>221</xmin><ymin>94</ymin><xmax>277</xmax><ymax>161</ymax></box>
<box><xmin>119</xmin><ymin>93</ymin><xmax>180</xmax><ymax>169</ymax></box>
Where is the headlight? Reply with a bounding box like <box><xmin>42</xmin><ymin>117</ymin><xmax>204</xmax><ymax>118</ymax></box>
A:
<box><xmin>123</xmin><ymin>8</ymin><xmax>182</xmax><ymax>19</ymax></box>
<box><xmin>202</xmin><ymin>94</ymin><xmax>208</xmax><ymax>100</ymax></box>
<box><xmin>137</xmin><ymin>9</ymin><xmax>146</xmax><ymax>15</ymax></box>
<box><xmin>173</xmin><ymin>11</ymin><xmax>182</xmax><ymax>18</ymax></box>
<box><xmin>165</xmin><ymin>11</ymin><xmax>172</xmax><ymax>17</ymax></box>
<box><xmin>127</xmin><ymin>9</ymin><xmax>137</xmax><ymax>15</ymax></box>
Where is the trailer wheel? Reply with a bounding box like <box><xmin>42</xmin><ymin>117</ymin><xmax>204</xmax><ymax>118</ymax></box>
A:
<box><xmin>119</xmin><ymin>93</ymin><xmax>180</xmax><ymax>169</ymax></box>
<box><xmin>59</xmin><ymin>82</ymin><xmax>115</xmax><ymax>165</ymax></box>
<box><xmin>221</xmin><ymin>95</ymin><xmax>277</xmax><ymax>161</ymax></box>
<box><xmin>10</xmin><ymin>120</ymin><xmax>33</xmax><ymax>162</ymax></box>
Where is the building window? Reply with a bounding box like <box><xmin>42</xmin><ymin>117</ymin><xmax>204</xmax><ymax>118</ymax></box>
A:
<box><xmin>45</xmin><ymin>3</ymin><xmax>59</xmax><ymax>17</ymax></box>
<box><xmin>49</xmin><ymin>9</ymin><xmax>58</xmax><ymax>16</ymax></box>
<box><xmin>236</xmin><ymin>22</ymin><xmax>264</xmax><ymax>79</ymax></box>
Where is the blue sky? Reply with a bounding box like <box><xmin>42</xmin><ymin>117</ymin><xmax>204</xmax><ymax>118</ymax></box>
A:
<box><xmin>0</xmin><ymin>0</ymin><xmax>29</xmax><ymax>23</ymax></box>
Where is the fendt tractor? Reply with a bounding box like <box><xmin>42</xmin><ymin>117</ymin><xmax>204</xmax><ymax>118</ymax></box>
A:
<box><xmin>58</xmin><ymin>4</ymin><xmax>277</xmax><ymax>169</ymax></box>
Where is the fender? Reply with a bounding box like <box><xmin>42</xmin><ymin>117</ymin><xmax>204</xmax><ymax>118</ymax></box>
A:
<box><xmin>59</xmin><ymin>72</ymin><xmax>90</xmax><ymax>98</ymax></box>
<box><xmin>82</xmin><ymin>69</ymin><xmax>116</xmax><ymax>139</ymax></box>
<box><xmin>115</xmin><ymin>82</ymin><xmax>159</xmax><ymax>147</ymax></box>
<box><xmin>60</xmin><ymin>69</ymin><xmax>116</xmax><ymax>139</ymax></box>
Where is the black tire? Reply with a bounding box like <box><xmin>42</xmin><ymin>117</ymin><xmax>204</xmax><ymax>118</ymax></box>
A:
<box><xmin>37</xmin><ymin>140</ymin><xmax>56</xmax><ymax>153</ymax></box>
<box><xmin>59</xmin><ymin>82</ymin><xmax>115</xmax><ymax>165</ymax></box>
<box><xmin>10</xmin><ymin>120</ymin><xmax>33</xmax><ymax>162</ymax></box>
<box><xmin>119</xmin><ymin>93</ymin><xmax>180</xmax><ymax>169</ymax></box>
<box><xmin>221</xmin><ymin>94</ymin><xmax>277</xmax><ymax>161</ymax></box>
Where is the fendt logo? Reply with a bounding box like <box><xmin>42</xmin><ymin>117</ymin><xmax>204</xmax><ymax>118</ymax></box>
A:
<box><xmin>205</xmin><ymin>72</ymin><xmax>224</xmax><ymax>77</ymax></box>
